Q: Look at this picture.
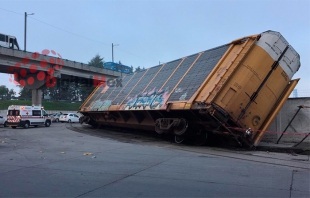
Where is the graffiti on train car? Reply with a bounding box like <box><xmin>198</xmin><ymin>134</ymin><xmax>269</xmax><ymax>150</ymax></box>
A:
<box><xmin>122</xmin><ymin>88</ymin><xmax>170</xmax><ymax>110</ymax></box>
<box><xmin>98</xmin><ymin>100</ymin><xmax>112</xmax><ymax>111</ymax></box>
<box><xmin>89</xmin><ymin>100</ymin><xmax>112</xmax><ymax>111</ymax></box>
<box><xmin>90</xmin><ymin>100</ymin><xmax>103</xmax><ymax>111</ymax></box>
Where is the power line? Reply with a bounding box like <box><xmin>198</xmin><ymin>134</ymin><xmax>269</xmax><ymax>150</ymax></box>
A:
<box><xmin>29</xmin><ymin>16</ymin><xmax>110</xmax><ymax>47</ymax></box>
<box><xmin>0</xmin><ymin>7</ymin><xmax>23</xmax><ymax>15</ymax></box>
<box><xmin>29</xmin><ymin>15</ymin><xmax>156</xmax><ymax>63</ymax></box>
<box><xmin>116</xmin><ymin>46</ymin><xmax>155</xmax><ymax>63</ymax></box>
<box><xmin>0</xmin><ymin>7</ymin><xmax>157</xmax><ymax>64</ymax></box>
<box><xmin>0</xmin><ymin>7</ymin><xmax>110</xmax><ymax>46</ymax></box>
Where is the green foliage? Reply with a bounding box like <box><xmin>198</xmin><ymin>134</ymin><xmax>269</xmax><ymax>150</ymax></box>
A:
<box><xmin>2</xmin><ymin>53</ymin><xmax>102</xmax><ymax>103</ymax></box>
<box><xmin>88</xmin><ymin>54</ymin><xmax>104</xmax><ymax>68</ymax></box>
<box><xmin>130</xmin><ymin>66</ymin><xmax>134</xmax><ymax>73</ymax></box>
<box><xmin>45</xmin><ymin>80</ymin><xmax>94</xmax><ymax>101</ymax></box>
<box><xmin>46</xmin><ymin>80</ymin><xmax>78</xmax><ymax>101</ymax></box>
<box><xmin>79</xmin><ymin>84</ymin><xmax>94</xmax><ymax>101</ymax></box>
<box><xmin>0</xmin><ymin>86</ymin><xmax>17</xmax><ymax>99</ymax></box>
<box><xmin>135</xmin><ymin>66</ymin><xmax>141</xmax><ymax>72</ymax></box>
<box><xmin>18</xmin><ymin>86</ymin><xmax>32</xmax><ymax>99</ymax></box>
<box><xmin>133</xmin><ymin>66</ymin><xmax>146</xmax><ymax>72</ymax></box>
<box><xmin>0</xmin><ymin>85</ymin><xmax>9</xmax><ymax>99</ymax></box>
<box><xmin>7</xmin><ymin>89</ymin><xmax>16</xmax><ymax>98</ymax></box>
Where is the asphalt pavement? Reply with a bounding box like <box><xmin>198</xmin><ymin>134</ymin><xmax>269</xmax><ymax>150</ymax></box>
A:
<box><xmin>0</xmin><ymin>123</ymin><xmax>309</xmax><ymax>197</ymax></box>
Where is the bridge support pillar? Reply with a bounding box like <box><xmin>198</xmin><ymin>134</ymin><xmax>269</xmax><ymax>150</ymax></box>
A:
<box><xmin>14</xmin><ymin>72</ymin><xmax>48</xmax><ymax>106</ymax></box>
<box><xmin>32</xmin><ymin>89</ymin><xmax>42</xmax><ymax>106</ymax></box>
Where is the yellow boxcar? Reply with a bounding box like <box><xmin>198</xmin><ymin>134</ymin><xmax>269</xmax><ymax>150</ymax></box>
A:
<box><xmin>79</xmin><ymin>30</ymin><xmax>300</xmax><ymax>147</ymax></box>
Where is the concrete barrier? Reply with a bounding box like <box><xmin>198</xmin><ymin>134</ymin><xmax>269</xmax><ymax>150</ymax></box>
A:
<box><xmin>263</xmin><ymin>97</ymin><xmax>310</xmax><ymax>143</ymax></box>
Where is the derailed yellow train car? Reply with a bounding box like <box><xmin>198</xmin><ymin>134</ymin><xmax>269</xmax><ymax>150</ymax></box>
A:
<box><xmin>79</xmin><ymin>30</ymin><xmax>300</xmax><ymax>147</ymax></box>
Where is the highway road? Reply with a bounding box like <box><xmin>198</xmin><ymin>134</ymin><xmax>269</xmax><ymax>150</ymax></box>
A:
<box><xmin>0</xmin><ymin>123</ymin><xmax>309</xmax><ymax>197</ymax></box>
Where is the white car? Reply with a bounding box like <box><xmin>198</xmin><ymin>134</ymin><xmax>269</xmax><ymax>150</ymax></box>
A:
<box><xmin>0</xmin><ymin>115</ymin><xmax>8</xmax><ymax>127</ymax></box>
<box><xmin>59</xmin><ymin>113</ymin><xmax>80</xmax><ymax>123</ymax></box>
<box><xmin>50</xmin><ymin>112</ymin><xmax>63</xmax><ymax>122</ymax></box>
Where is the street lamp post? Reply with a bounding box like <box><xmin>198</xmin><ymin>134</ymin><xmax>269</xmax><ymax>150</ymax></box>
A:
<box><xmin>24</xmin><ymin>12</ymin><xmax>34</xmax><ymax>51</ymax></box>
<box><xmin>112</xmin><ymin>43</ymin><xmax>122</xmax><ymax>77</ymax></box>
<box><xmin>112</xmin><ymin>43</ymin><xmax>119</xmax><ymax>63</ymax></box>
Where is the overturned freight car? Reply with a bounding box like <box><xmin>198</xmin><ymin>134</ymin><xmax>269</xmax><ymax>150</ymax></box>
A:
<box><xmin>79</xmin><ymin>30</ymin><xmax>300</xmax><ymax>147</ymax></box>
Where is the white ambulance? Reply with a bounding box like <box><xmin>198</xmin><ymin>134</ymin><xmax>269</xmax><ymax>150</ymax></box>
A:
<box><xmin>7</xmin><ymin>105</ymin><xmax>52</xmax><ymax>129</ymax></box>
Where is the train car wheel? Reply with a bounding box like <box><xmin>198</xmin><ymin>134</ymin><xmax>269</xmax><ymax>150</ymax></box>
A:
<box><xmin>155</xmin><ymin>121</ymin><xmax>164</xmax><ymax>135</ymax></box>
<box><xmin>173</xmin><ymin>118</ymin><xmax>188</xmax><ymax>136</ymax></box>
<box><xmin>175</xmin><ymin>135</ymin><xmax>185</xmax><ymax>144</ymax></box>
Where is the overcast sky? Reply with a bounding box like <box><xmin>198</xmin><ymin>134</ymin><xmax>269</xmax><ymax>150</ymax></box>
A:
<box><xmin>1</xmin><ymin>0</ymin><xmax>309</xmax><ymax>96</ymax></box>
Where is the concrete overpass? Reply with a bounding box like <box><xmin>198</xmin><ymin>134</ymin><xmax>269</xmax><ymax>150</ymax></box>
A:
<box><xmin>0</xmin><ymin>47</ymin><xmax>122</xmax><ymax>105</ymax></box>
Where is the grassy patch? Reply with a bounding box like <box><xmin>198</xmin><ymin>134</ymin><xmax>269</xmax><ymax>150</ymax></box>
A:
<box><xmin>0</xmin><ymin>100</ymin><xmax>82</xmax><ymax>111</ymax></box>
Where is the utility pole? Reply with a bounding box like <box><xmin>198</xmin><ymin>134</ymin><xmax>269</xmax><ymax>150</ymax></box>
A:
<box><xmin>24</xmin><ymin>12</ymin><xmax>34</xmax><ymax>51</ymax></box>
<box><xmin>112</xmin><ymin>43</ymin><xmax>119</xmax><ymax>63</ymax></box>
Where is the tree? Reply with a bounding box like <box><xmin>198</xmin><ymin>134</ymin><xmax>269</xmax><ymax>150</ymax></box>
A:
<box><xmin>130</xmin><ymin>66</ymin><xmax>134</xmax><ymax>73</ymax></box>
<box><xmin>88</xmin><ymin>54</ymin><xmax>104</xmax><ymax>68</ymax></box>
<box><xmin>7</xmin><ymin>89</ymin><xmax>16</xmax><ymax>99</ymax></box>
<box><xmin>135</xmin><ymin>66</ymin><xmax>141</xmax><ymax>72</ymax></box>
<box><xmin>46</xmin><ymin>86</ymin><xmax>60</xmax><ymax>100</ymax></box>
<box><xmin>18</xmin><ymin>86</ymin><xmax>32</xmax><ymax>100</ymax></box>
<box><xmin>42</xmin><ymin>88</ymin><xmax>48</xmax><ymax>99</ymax></box>
<box><xmin>46</xmin><ymin>80</ymin><xmax>76</xmax><ymax>101</ymax></box>
<box><xmin>43</xmin><ymin>54</ymin><xmax>103</xmax><ymax>102</ymax></box>
<box><xmin>0</xmin><ymin>85</ymin><xmax>9</xmax><ymax>99</ymax></box>
<box><xmin>79</xmin><ymin>84</ymin><xmax>94</xmax><ymax>101</ymax></box>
